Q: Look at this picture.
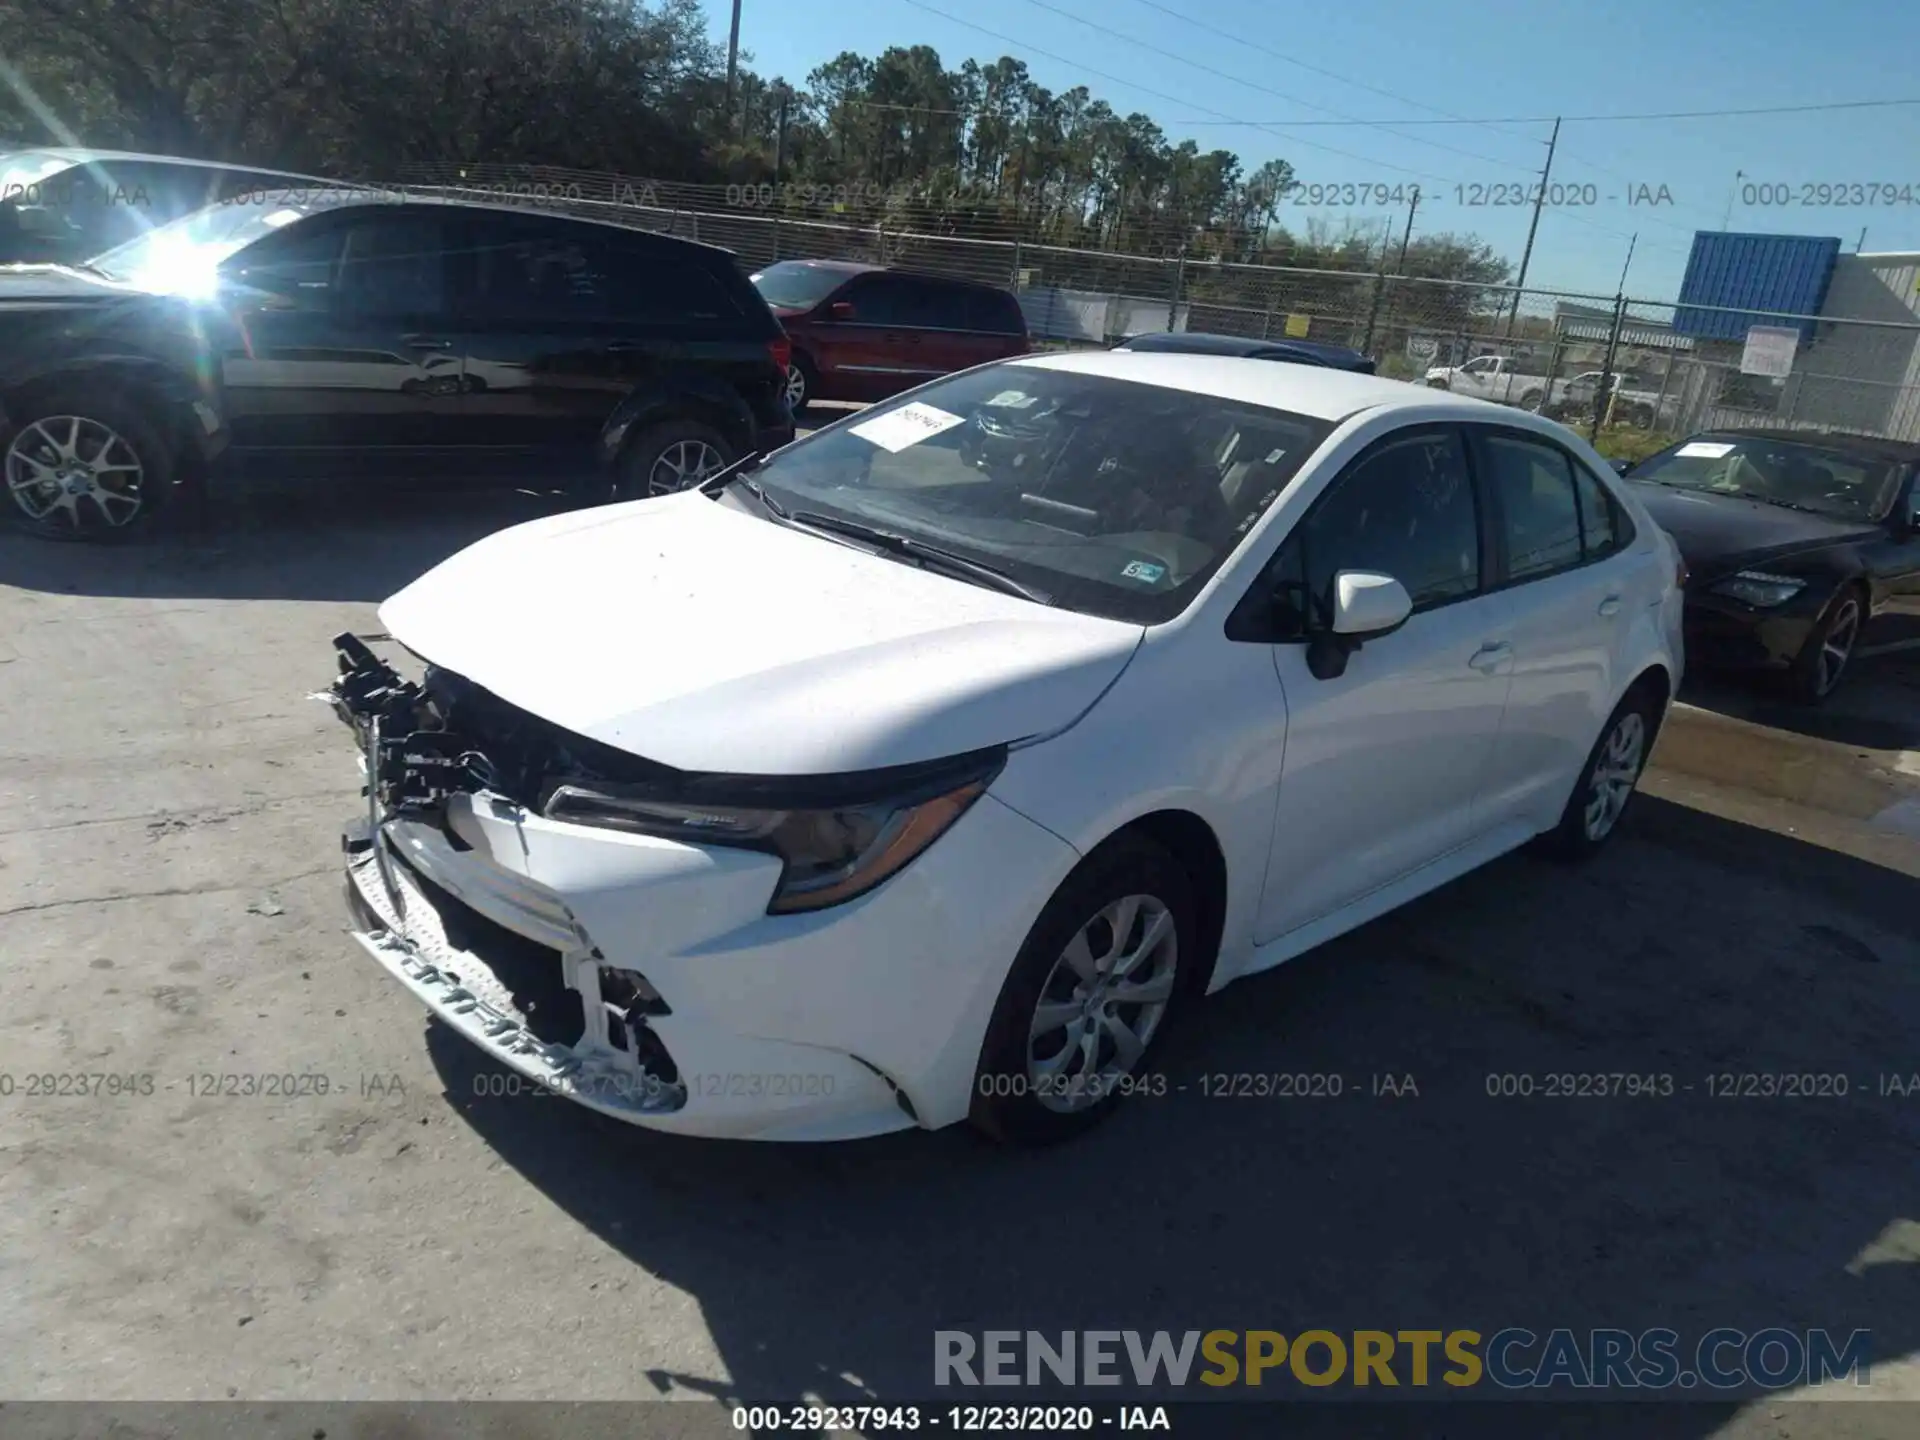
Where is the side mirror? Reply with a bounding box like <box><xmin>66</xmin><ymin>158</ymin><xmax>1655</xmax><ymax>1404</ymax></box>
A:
<box><xmin>1307</xmin><ymin>570</ymin><xmax>1413</xmax><ymax>680</ymax></box>
<box><xmin>1331</xmin><ymin>570</ymin><xmax>1413</xmax><ymax>637</ymax></box>
<box><xmin>1904</xmin><ymin>488</ymin><xmax>1920</xmax><ymax>533</ymax></box>
<box><xmin>828</xmin><ymin>300</ymin><xmax>857</xmax><ymax>320</ymax></box>
<box><xmin>1611</xmin><ymin>458</ymin><xmax>1634</xmax><ymax>476</ymax></box>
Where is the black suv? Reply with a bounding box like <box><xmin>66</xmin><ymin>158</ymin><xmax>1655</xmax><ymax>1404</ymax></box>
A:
<box><xmin>0</xmin><ymin>188</ymin><xmax>794</xmax><ymax>538</ymax></box>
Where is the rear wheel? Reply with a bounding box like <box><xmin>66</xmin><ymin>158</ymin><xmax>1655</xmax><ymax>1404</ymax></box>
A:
<box><xmin>609</xmin><ymin>420</ymin><xmax>734</xmax><ymax>503</ymax></box>
<box><xmin>1519</xmin><ymin>388</ymin><xmax>1545</xmax><ymax>412</ymax></box>
<box><xmin>970</xmin><ymin>835</ymin><xmax>1195</xmax><ymax>1146</ymax></box>
<box><xmin>1537</xmin><ymin>686</ymin><xmax>1660</xmax><ymax>861</ymax></box>
<box><xmin>3</xmin><ymin>391</ymin><xmax>176</xmax><ymax>541</ymax></box>
<box><xmin>1787</xmin><ymin>586</ymin><xmax>1864</xmax><ymax>705</ymax></box>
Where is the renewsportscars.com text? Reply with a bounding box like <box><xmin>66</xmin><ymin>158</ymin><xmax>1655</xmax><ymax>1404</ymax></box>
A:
<box><xmin>934</xmin><ymin>1328</ymin><xmax>1871</xmax><ymax>1392</ymax></box>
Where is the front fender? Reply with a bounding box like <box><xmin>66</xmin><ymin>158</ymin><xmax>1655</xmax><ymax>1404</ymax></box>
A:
<box><xmin>0</xmin><ymin>351</ymin><xmax>229</xmax><ymax>469</ymax></box>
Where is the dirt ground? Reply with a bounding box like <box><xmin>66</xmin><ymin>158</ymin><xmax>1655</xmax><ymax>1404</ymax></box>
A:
<box><xmin>2</xmin><ymin>471</ymin><xmax>1917</xmax><ymax>1438</ymax></box>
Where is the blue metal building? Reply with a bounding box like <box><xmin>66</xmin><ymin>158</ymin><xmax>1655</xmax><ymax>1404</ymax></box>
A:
<box><xmin>1672</xmin><ymin>233</ymin><xmax>1842</xmax><ymax>343</ymax></box>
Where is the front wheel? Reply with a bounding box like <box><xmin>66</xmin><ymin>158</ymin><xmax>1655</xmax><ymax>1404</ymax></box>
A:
<box><xmin>784</xmin><ymin>356</ymin><xmax>815</xmax><ymax>416</ymax></box>
<box><xmin>970</xmin><ymin>836</ymin><xmax>1196</xmax><ymax>1145</ymax></box>
<box><xmin>3</xmin><ymin>392</ymin><xmax>175</xmax><ymax>542</ymax></box>
<box><xmin>1787</xmin><ymin>586</ymin><xmax>1864</xmax><ymax>705</ymax></box>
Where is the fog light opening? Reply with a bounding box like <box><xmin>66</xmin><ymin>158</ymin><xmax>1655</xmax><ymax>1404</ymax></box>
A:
<box><xmin>597</xmin><ymin>965</ymin><xmax>670</xmax><ymax>1017</ymax></box>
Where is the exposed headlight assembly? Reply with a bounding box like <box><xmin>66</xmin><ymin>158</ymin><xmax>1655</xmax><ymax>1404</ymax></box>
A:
<box><xmin>543</xmin><ymin>748</ymin><xmax>1006</xmax><ymax>914</ymax></box>
<box><xmin>1709</xmin><ymin>570</ymin><xmax>1806</xmax><ymax>607</ymax></box>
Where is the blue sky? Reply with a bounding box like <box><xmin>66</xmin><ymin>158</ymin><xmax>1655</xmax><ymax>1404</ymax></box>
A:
<box><xmin>710</xmin><ymin>0</ymin><xmax>1920</xmax><ymax>300</ymax></box>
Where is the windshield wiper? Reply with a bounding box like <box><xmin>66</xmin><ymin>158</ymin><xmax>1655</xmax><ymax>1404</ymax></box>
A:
<box><xmin>786</xmin><ymin>510</ymin><xmax>1052</xmax><ymax>604</ymax></box>
<box><xmin>1743</xmin><ymin>493</ymin><xmax>1826</xmax><ymax>515</ymax></box>
<box><xmin>700</xmin><ymin>453</ymin><xmax>790</xmax><ymax>517</ymax></box>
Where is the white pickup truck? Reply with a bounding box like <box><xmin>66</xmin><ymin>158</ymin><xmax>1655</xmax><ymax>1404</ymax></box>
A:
<box><xmin>1423</xmin><ymin>354</ymin><xmax>1555</xmax><ymax>410</ymax></box>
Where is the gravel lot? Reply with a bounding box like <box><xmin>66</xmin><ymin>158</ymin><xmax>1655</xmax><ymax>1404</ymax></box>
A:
<box><xmin>2</xmin><ymin>467</ymin><xmax>1917</xmax><ymax>1436</ymax></box>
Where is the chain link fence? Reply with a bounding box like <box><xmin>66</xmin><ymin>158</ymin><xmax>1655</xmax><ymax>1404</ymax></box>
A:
<box><xmin>386</xmin><ymin>162</ymin><xmax>1920</xmax><ymax>450</ymax></box>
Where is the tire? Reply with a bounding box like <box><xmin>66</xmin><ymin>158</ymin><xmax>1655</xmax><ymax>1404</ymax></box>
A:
<box><xmin>1519</xmin><ymin>388</ymin><xmax>1545</xmax><ymax>412</ymax></box>
<box><xmin>784</xmin><ymin>355</ymin><xmax>816</xmax><ymax>417</ymax></box>
<box><xmin>1786</xmin><ymin>585</ymin><xmax>1865</xmax><ymax>705</ymax></box>
<box><xmin>1427</xmin><ymin>378</ymin><xmax>1451</xmax><ymax>391</ymax></box>
<box><xmin>1</xmin><ymin>389</ymin><xmax>177</xmax><ymax>542</ymax></box>
<box><xmin>969</xmin><ymin>835</ymin><xmax>1197</xmax><ymax>1146</ymax></box>
<box><xmin>608</xmin><ymin>419</ymin><xmax>734</xmax><ymax>504</ymax></box>
<box><xmin>1536</xmin><ymin>685</ymin><xmax>1661</xmax><ymax>862</ymax></box>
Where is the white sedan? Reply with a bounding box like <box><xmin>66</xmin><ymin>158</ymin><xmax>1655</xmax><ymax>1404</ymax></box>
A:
<box><xmin>326</xmin><ymin>351</ymin><xmax>1685</xmax><ymax>1145</ymax></box>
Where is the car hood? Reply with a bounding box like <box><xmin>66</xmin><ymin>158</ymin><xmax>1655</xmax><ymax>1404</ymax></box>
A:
<box><xmin>1628</xmin><ymin>481</ymin><xmax>1878</xmax><ymax>575</ymax></box>
<box><xmin>379</xmin><ymin>492</ymin><xmax>1145</xmax><ymax>775</ymax></box>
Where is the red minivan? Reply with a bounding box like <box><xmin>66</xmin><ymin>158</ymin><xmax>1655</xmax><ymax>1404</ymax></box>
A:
<box><xmin>748</xmin><ymin>260</ymin><xmax>1031</xmax><ymax>414</ymax></box>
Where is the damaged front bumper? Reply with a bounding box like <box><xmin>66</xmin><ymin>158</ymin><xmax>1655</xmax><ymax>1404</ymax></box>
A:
<box><xmin>322</xmin><ymin>633</ymin><xmax>920</xmax><ymax>1142</ymax></box>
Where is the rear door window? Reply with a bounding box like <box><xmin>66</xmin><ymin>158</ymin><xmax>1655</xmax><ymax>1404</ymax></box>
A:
<box><xmin>465</xmin><ymin>217</ymin><xmax>739</xmax><ymax>326</ymax></box>
<box><xmin>1476</xmin><ymin>431</ymin><xmax>1585</xmax><ymax>582</ymax></box>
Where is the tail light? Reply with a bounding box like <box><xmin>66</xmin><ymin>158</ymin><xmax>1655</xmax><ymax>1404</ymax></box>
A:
<box><xmin>767</xmin><ymin>334</ymin><xmax>791</xmax><ymax>372</ymax></box>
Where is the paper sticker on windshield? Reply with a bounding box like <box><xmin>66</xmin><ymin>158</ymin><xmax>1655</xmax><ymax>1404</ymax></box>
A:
<box><xmin>1120</xmin><ymin>560</ymin><xmax>1167</xmax><ymax>584</ymax></box>
<box><xmin>1675</xmin><ymin>441</ymin><xmax>1735</xmax><ymax>459</ymax></box>
<box><xmin>985</xmin><ymin>389</ymin><xmax>1039</xmax><ymax>408</ymax></box>
<box><xmin>850</xmin><ymin>402</ymin><xmax>966</xmax><ymax>453</ymax></box>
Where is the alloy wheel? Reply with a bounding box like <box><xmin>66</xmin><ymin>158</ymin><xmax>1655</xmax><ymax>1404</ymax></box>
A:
<box><xmin>784</xmin><ymin>363</ymin><xmax>807</xmax><ymax>411</ymax></box>
<box><xmin>1815</xmin><ymin>598</ymin><xmax>1861</xmax><ymax>698</ymax></box>
<box><xmin>646</xmin><ymin>439</ymin><xmax>726</xmax><ymax>497</ymax></box>
<box><xmin>6</xmin><ymin>416</ymin><xmax>146</xmax><ymax>532</ymax></box>
<box><xmin>1026</xmin><ymin>893</ymin><xmax>1178</xmax><ymax>1114</ymax></box>
<box><xmin>1583</xmin><ymin>711</ymin><xmax>1646</xmax><ymax>842</ymax></box>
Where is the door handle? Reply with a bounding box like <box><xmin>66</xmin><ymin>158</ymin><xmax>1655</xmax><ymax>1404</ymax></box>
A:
<box><xmin>603</xmin><ymin>340</ymin><xmax>646</xmax><ymax>353</ymax></box>
<box><xmin>1467</xmin><ymin>641</ymin><xmax>1512</xmax><ymax>674</ymax></box>
<box><xmin>1597</xmin><ymin>593</ymin><xmax>1623</xmax><ymax>617</ymax></box>
<box><xmin>402</xmin><ymin>334</ymin><xmax>453</xmax><ymax>350</ymax></box>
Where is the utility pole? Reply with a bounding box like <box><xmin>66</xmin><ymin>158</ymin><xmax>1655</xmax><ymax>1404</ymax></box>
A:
<box><xmin>1395</xmin><ymin>184</ymin><xmax>1420</xmax><ymax>273</ymax></box>
<box><xmin>1616</xmin><ymin>232</ymin><xmax>1637</xmax><ymax>293</ymax></box>
<box><xmin>725</xmin><ymin>0</ymin><xmax>742</xmax><ymax>125</ymax></box>
<box><xmin>1505</xmin><ymin>115</ymin><xmax>1559</xmax><ymax>337</ymax></box>
<box><xmin>1362</xmin><ymin>186</ymin><xmax>1419</xmax><ymax>356</ymax></box>
<box><xmin>1721</xmin><ymin>170</ymin><xmax>1745</xmax><ymax>229</ymax></box>
<box><xmin>774</xmin><ymin>90</ymin><xmax>789</xmax><ymax>184</ymax></box>
<box><xmin>1857</xmin><ymin>227</ymin><xmax>1868</xmax><ymax>252</ymax></box>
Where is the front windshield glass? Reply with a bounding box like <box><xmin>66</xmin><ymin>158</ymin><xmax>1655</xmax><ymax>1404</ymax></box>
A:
<box><xmin>1631</xmin><ymin>435</ymin><xmax>1900</xmax><ymax>523</ymax></box>
<box><xmin>746</xmin><ymin>365</ymin><xmax>1334</xmax><ymax>624</ymax></box>
<box><xmin>87</xmin><ymin>194</ymin><xmax>312</xmax><ymax>294</ymax></box>
<box><xmin>751</xmin><ymin>261</ymin><xmax>852</xmax><ymax>309</ymax></box>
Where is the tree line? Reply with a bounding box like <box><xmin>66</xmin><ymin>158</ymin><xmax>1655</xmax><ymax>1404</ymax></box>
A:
<box><xmin>0</xmin><ymin>0</ymin><xmax>1513</xmax><ymax>300</ymax></box>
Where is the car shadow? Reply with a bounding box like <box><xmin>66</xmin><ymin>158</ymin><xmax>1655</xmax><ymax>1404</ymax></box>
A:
<box><xmin>424</xmin><ymin>794</ymin><xmax>1920</xmax><ymax>1423</ymax></box>
<box><xmin>0</xmin><ymin>473</ymin><xmax>586</xmax><ymax>605</ymax></box>
<box><xmin>1680</xmin><ymin>665</ymin><xmax>1920</xmax><ymax>754</ymax></box>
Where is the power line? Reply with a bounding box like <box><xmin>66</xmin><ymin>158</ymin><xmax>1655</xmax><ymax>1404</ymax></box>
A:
<box><xmin>1016</xmin><ymin>0</ymin><xmax>1542</xmax><ymax>175</ymax></box>
<box><xmin>891</xmin><ymin>0</ymin><xmax>1459</xmax><ymax>185</ymax></box>
<box><xmin>1167</xmin><ymin>96</ymin><xmax>1920</xmax><ymax>125</ymax></box>
<box><xmin>1117</xmin><ymin>0</ymin><xmax>1544</xmax><ymax>145</ymax></box>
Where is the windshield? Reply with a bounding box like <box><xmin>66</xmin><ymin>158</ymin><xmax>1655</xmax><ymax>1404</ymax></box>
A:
<box><xmin>743</xmin><ymin>365</ymin><xmax>1333</xmax><ymax>623</ymax></box>
<box><xmin>1631</xmin><ymin>436</ymin><xmax>1901</xmax><ymax>523</ymax></box>
<box><xmin>751</xmin><ymin>261</ymin><xmax>854</xmax><ymax>310</ymax></box>
<box><xmin>88</xmin><ymin>195</ymin><xmax>311</xmax><ymax>295</ymax></box>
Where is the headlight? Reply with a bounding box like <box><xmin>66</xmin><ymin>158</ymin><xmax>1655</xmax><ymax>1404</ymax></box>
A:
<box><xmin>541</xmin><ymin>752</ymin><xmax>1003</xmax><ymax>914</ymax></box>
<box><xmin>1708</xmin><ymin>570</ymin><xmax>1806</xmax><ymax>607</ymax></box>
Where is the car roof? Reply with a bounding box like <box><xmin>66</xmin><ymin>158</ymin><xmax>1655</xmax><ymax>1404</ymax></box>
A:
<box><xmin>1012</xmin><ymin>348</ymin><xmax>1506</xmax><ymax>421</ymax></box>
<box><xmin>1119</xmin><ymin>330</ymin><xmax>1365</xmax><ymax>363</ymax></box>
<box><xmin>241</xmin><ymin>187</ymin><xmax>746</xmax><ymax>260</ymax></box>
<box><xmin>3</xmin><ymin>148</ymin><xmax>335</xmax><ymax>183</ymax></box>
<box><xmin>1696</xmin><ymin>428</ymin><xmax>1920</xmax><ymax>464</ymax></box>
<box><xmin>762</xmin><ymin>258</ymin><xmax>878</xmax><ymax>276</ymax></box>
